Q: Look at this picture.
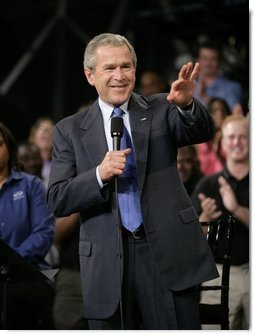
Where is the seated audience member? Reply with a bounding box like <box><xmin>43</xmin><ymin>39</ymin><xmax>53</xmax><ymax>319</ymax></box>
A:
<box><xmin>53</xmin><ymin>213</ymin><xmax>89</xmax><ymax>330</ymax></box>
<box><xmin>177</xmin><ymin>145</ymin><xmax>204</xmax><ymax>196</ymax></box>
<box><xmin>196</xmin><ymin>97</ymin><xmax>231</xmax><ymax>175</ymax></box>
<box><xmin>138</xmin><ymin>69</ymin><xmax>168</xmax><ymax>96</ymax></box>
<box><xmin>191</xmin><ymin>115</ymin><xmax>249</xmax><ymax>330</ymax></box>
<box><xmin>0</xmin><ymin>122</ymin><xmax>55</xmax><ymax>329</ymax></box>
<box><xmin>194</xmin><ymin>40</ymin><xmax>244</xmax><ymax>115</ymax></box>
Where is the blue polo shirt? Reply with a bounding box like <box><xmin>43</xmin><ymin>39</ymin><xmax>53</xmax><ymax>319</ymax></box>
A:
<box><xmin>194</xmin><ymin>75</ymin><xmax>243</xmax><ymax>110</ymax></box>
<box><xmin>0</xmin><ymin>169</ymin><xmax>55</xmax><ymax>269</ymax></box>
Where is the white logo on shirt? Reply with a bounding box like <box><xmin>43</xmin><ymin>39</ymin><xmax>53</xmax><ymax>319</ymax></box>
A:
<box><xmin>13</xmin><ymin>191</ymin><xmax>24</xmax><ymax>201</ymax></box>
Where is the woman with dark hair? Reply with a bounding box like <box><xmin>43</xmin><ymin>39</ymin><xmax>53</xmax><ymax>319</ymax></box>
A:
<box><xmin>196</xmin><ymin>97</ymin><xmax>232</xmax><ymax>175</ymax></box>
<box><xmin>207</xmin><ymin>97</ymin><xmax>232</xmax><ymax>129</ymax></box>
<box><xmin>28</xmin><ymin>116</ymin><xmax>54</xmax><ymax>187</ymax></box>
<box><xmin>0</xmin><ymin>122</ymin><xmax>55</xmax><ymax>329</ymax></box>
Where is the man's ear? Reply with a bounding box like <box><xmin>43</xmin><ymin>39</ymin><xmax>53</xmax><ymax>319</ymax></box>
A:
<box><xmin>84</xmin><ymin>69</ymin><xmax>95</xmax><ymax>86</ymax></box>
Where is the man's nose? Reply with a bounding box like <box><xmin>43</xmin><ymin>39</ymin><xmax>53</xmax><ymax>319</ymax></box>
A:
<box><xmin>114</xmin><ymin>67</ymin><xmax>124</xmax><ymax>79</ymax></box>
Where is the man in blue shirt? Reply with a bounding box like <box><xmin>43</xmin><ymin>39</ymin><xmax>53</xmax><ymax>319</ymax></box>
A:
<box><xmin>194</xmin><ymin>41</ymin><xmax>244</xmax><ymax>115</ymax></box>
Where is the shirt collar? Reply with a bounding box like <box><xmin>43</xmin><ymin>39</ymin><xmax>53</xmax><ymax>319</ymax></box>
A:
<box><xmin>98</xmin><ymin>97</ymin><xmax>129</xmax><ymax>126</ymax></box>
<box><xmin>4</xmin><ymin>169</ymin><xmax>23</xmax><ymax>185</ymax></box>
<box><xmin>222</xmin><ymin>167</ymin><xmax>249</xmax><ymax>182</ymax></box>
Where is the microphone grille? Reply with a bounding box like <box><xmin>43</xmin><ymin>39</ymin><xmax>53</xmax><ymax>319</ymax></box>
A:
<box><xmin>111</xmin><ymin>117</ymin><xmax>124</xmax><ymax>137</ymax></box>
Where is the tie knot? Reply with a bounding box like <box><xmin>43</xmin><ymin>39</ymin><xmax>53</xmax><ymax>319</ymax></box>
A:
<box><xmin>113</xmin><ymin>107</ymin><xmax>124</xmax><ymax>118</ymax></box>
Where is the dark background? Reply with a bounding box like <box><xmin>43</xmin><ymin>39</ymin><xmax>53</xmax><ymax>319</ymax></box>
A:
<box><xmin>0</xmin><ymin>0</ymin><xmax>249</xmax><ymax>141</ymax></box>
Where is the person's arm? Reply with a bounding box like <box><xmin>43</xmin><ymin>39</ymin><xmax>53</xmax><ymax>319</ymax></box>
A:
<box><xmin>47</xmin><ymin>122</ymin><xmax>131</xmax><ymax>217</ymax></box>
<box><xmin>190</xmin><ymin>175</ymin><xmax>222</xmax><ymax>222</ymax></box>
<box><xmin>197</xmin><ymin>176</ymin><xmax>249</xmax><ymax>227</ymax></box>
<box><xmin>225</xmin><ymin>81</ymin><xmax>243</xmax><ymax>113</ymax></box>
<box><xmin>55</xmin><ymin>213</ymin><xmax>80</xmax><ymax>245</ymax></box>
<box><xmin>15</xmin><ymin>177</ymin><xmax>55</xmax><ymax>260</ymax></box>
<box><xmin>232</xmin><ymin>205</ymin><xmax>249</xmax><ymax>226</ymax></box>
<box><xmin>166</xmin><ymin>61</ymin><xmax>215</xmax><ymax>145</ymax></box>
<box><xmin>218</xmin><ymin>176</ymin><xmax>249</xmax><ymax>227</ymax></box>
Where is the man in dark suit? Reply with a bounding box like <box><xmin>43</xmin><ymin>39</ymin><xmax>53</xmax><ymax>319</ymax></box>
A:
<box><xmin>47</xmin><ymin>33</ymin><xmax>218</xmax><ymax>330</ymax></box>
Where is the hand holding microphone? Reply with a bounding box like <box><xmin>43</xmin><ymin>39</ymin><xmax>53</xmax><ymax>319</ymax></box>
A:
<box><xmin>98</xmin><ymin>116</ymin><xmax>131</xmax><ymax>182</ymax></box>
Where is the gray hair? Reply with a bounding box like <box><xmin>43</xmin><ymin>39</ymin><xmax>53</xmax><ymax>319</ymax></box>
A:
<box><xmin>83</xmin><ymin>33</ymin><xmax>137</xmax><ymax>71</ymax></box>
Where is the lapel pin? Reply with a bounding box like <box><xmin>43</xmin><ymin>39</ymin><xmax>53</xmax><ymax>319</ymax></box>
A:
<box><xmin>140</xmin><ymin>118</ymin><xmax>147</xmax><ymax>121</ymax></box>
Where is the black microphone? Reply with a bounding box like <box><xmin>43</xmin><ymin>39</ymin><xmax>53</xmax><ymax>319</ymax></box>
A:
<box><xmin>111</xmin><ymin>117</ymin><xmax>124</xmax><ymax>150</ymax></box>
<box><xmin>110</xmin><ymin>116</ymin><xmax>124</xmax><ymax>330</ymax></box>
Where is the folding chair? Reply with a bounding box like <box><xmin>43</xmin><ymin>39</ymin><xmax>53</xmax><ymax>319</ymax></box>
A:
<box><xmin>199</xmin><ymin>215</ymin><xmax>236</xmax><ymax>329</ymax></box>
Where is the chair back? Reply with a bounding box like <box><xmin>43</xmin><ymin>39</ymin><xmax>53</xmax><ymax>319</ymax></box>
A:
<box><xmin>199</xmin><ymin>215</ymin><xmax>236</xmax><ymax>329</ymax></box>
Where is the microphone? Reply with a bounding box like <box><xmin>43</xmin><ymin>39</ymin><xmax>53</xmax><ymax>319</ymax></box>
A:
<box><xmin>110</xmin><ymin>116</ymin><xmax>124</xmax><ymax>330</ymax></box>
<box><xmin>111</xmin><ymin>117</ymin><xmax>124</xmax><ymax>150</ymax></box>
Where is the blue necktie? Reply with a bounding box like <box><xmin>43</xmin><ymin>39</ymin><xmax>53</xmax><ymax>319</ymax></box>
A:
<box><xmin>112</xmin><ymin>107</ymin><xmax>142</xmax><ymax>232</ymax></box>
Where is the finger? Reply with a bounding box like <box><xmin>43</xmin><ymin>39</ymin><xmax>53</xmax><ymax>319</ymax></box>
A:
<box><xmin>114</xmin><ymin>161</ymin><xmax>126</xmax><ymax>170</ymax></box>
<box><xmin>190</xmin><ymin>62</ymin><xmax>200</xmax><ymax>80</ymax></box>
<box><xmin>178</xmin><ymin>63</ymin><xmax>190</xmax><ymax>79</ymax></box>
<box><xmin>207</xmin><ymin>202</ymin><xmax>217</xmax><ymax>213</ymax></box>
<box><xmin>218</xmin><ymin>175</ymin><xmax>227</xmax><ymax>186</ymax></box>
<box><xmin>123</xmin><ymin>148</ymin><xmax>132</xmax><ymax>156</ymax></box>
<box><xmin>111</xmin><ymin>149</ymin><xmax>131</xmax><ymax>159</ymax></box>
<box><xmin>184</xmin><ymin>61</ymin><xmax>194</xmax><ymax>79</ymax></box>
<box><xmin>202</xmin><ymin>199</ymin><xmax>217</xmax><ymax>213</ymax></box>
<box><xmin>198</xmin><ymin>193</ymin><xmax>206</xmax><ymax>201</ymax></box>
<box><xmin>212</xmin><ymin>211</ymin><xmax>223</xmax><ymax>220</ymax></box>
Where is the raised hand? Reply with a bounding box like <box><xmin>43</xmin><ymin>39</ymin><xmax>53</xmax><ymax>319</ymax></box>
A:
<box><xmin>167</xmin><ymin>62</ymin><xmax>200</xmax><ymax>107</ymax></box>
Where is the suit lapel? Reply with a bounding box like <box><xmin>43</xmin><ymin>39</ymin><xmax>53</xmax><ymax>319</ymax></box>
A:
<box><xmin>128</xmin><ymin>94</ymin><xmax>152</xmax><ymax>193</ymax></box>
<box><xmin>79</xmin><ymin>101</ymin><xmax>108</xmax><ymax>166</ymax></box>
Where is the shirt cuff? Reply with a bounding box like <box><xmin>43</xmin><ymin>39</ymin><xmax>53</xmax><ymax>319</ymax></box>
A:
<box><xmin>96</xmin><ymin>166</ymin><xmax>104</xmax><ymax>189</ymax></box>
<box><xmin>177</xmin><ymin>101</ymin><xmax>195</xmax><ymax>123</ymax></box>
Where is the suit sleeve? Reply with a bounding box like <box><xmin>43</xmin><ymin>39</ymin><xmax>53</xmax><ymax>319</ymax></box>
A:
<box><xmin>47</xmin><ymin>124</ymin><xmax>109</xmax><ymax>217</ymax></box>
<box><xmin>168</xmin><ymin>98</ymin><xmax>215</xmax><ymax>147</ymax></box>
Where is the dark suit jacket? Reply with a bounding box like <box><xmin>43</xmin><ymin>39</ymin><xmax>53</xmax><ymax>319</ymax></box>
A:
<box><xmin>47</xmin><ymin>93</ymin><xmax>219</xmax><ymax>319</ymax></box>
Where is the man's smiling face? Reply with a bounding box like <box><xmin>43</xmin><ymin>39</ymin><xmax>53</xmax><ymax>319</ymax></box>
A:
<box><xmin>84</xmin><ymin>45</ymin><xmax>136</xmax><ymax>107</ymax></box>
